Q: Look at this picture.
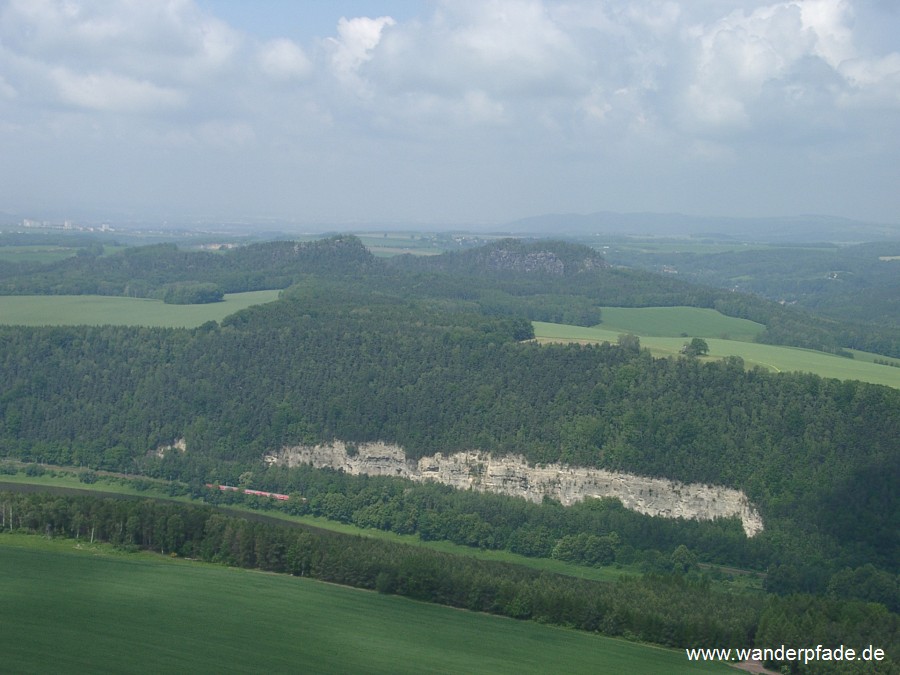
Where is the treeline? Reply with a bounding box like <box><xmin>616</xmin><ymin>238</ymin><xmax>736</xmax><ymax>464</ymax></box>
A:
<box><xmin>199</xmin><ymin>463</ymin><xmax>900</xmax><ymax>611</ymax></box>
<box><xmin>202</xmin><ymin>463</ymin><xmax>765</xmax><ymax>571</ymax></box>
<box><xmin>0</xmin><ymin>491</ymin><xmax>759</xmax><ymax>647</ymax></box>
<box><xmin>162</xmin><ymin>282</ymin><xmax>223</xmax><ymax>305</ymax></box>
<box><xmin>0</xmin><ymin>235</ymin><xmax>373</xmax><ymax>298</ymax></box>
<box><xmin>3</xmin><ymin>491</ymin><xmax>896</xmax><ymax>673</ymax></box>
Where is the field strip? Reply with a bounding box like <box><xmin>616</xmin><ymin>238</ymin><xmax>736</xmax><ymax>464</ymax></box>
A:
<box><xmin>0</xmin><ymin>290</ymin><xmax>281</xmax><ymax>327</ymax></box>
<box><xmin>533</xmin><ymin>321</ymin><xmax>900</xmax><ymax>389</ymax></box>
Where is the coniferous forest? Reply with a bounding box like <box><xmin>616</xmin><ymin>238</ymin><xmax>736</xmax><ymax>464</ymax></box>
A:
<box><xmin>1</xmin><ymin>235</ymin><xmax>898</xmax><ymax>672</ymax></box>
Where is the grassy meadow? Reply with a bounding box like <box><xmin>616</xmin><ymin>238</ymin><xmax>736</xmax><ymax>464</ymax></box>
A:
<box><xmin>594</xmin><ymin>306</ymin><xmax>765</xmax><ymax>341</ymax></box>
<box><xmin>534</xmin><ymin>307</ymin><xmax>900</xmax><ymax>389</ymax></box>
<box><xmin>0</xmin><ymin>534</ymin><xmax>732</xmax><ymax>674</ymax></box>
<box><xmin>0</xmin><ymin>244</ymin><xmax>130</xmax><ymax>263</ymax></box>
<box><xmin>0</xmin><ymin>245</ymin><xmax>81</xmax><ymax>263</ymax></box>
<box><xmin>0</xmin><ymin>290</ymin><xmax>281</xmax><ymax>328</ymax></box>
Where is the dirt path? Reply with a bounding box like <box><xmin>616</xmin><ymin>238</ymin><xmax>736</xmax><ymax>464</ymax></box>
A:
<box><xmin>730</xmin><ymin>660</ymin><xmax>781</xmax><ymax>675</ymax></box>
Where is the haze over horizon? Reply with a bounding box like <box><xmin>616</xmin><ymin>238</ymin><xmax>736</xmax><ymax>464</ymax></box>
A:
<box><xmin>1</xmin><ymin>0</ymin><xmax>899</xmax><ymax>228</ymax></box>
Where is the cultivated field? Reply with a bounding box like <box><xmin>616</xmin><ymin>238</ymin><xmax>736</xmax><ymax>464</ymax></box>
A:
<box><xmin>0</xmin><ymin>245</ymin><xmax>81</xmax><ymax>263</ymax></box>
<box><xmin>534</xmin><ymin>311</ymin><xmax>900</xmax><ymax>389</ymax></box>
<box><xmin>0</xmin><ymin>534</ymin><xmax>732</xmax><ymax>674</ymax></box>
<box><xmin>0</xmin><ymin>244</ymin><xmax>130</xmax><ymax>263</ymax></box>
<box><xmin>595</xmin><ymin>306</ymin><xmax>765</xmax><ymax>341</ymax></box>
<box><xmin>0</xmin><ymin>290</ymin><xmax>281</xmax><ymax>328</ymax></box>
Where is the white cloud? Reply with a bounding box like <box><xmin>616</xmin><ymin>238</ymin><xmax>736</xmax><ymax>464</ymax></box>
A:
<box><xmin>682</xmin><ymin>3</ymin><xmax>810</xmax><ymax>129</ymax></box>
<box><xmin>0</xmin><ymin>0</ymin><xmax>242</xmax><ymax>82</ymax></box>
<box><xmin>798</xmin><ymin>0</ymin><xmax>855</xmax><ymax>67</ymax></box>
<box><xmin>258</xmin><ymin>39</ymin><xmax>312</xmax><ymax>81</ymax></box>
<box><xmin>370</xmin><ymin>0</ymin><xmax>584</xmax><ymax>99</ymax></box>
<box><xmin>50</xmin><ymin>68</ymin><xmax>185</xmax><ymax>113</ymax></box>
<box><xmin>327</xmin><ymin>15</ymin><xmax>396</xmax><ymax>95</ymax></box>
<box><xmin>443</xmin><ymin>0</ymin><xmax>580</xmax><ymax>92</ymax></box>
<box><xmin>678</xmin><ymin>0</ymin><xmax>900</xmax><ymax>134</ymax></box>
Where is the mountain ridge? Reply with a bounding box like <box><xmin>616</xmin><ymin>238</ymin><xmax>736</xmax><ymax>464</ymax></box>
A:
<box><xmin>504</xmin><ymin>211</ymin><xmax>900</xmax><ymax>242</ymax></box>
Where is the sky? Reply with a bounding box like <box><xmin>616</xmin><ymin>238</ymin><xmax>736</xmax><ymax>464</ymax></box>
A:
<box><xmin>0</xmin><ymin>0</ymin><xmax>898</xmax><ymax>227</ymax></box>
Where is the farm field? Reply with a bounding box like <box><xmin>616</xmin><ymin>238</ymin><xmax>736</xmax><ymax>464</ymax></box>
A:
<box><xmin>0</xmin><ymin>534</ymin><xmax>732</xmax><ymax>674</ymax></box>
<box><xmin>0</xmin><ymin>245</ymin><xmax>81</xmax><ymax>263</ymax></box>
<box><xmin>356</xmin><ymin>232</ymin><xmax>444</xmax><ymax>256</ymax></box>
<box><xmin>0</xmin><ymin>244</ymin><xmax>130</xmax><ymax>263</ymax></box>
<box><xmin>0</xmin><ymin>290</ymin><xmax>281</xmax><ymax>328</ymax></box>
<box><xmin>583</xmin><ymin>238</ymin><xmax>790</xmax><ymax>256</ymax></box>
<box><xmin>534</xmin><ymin>316</ymin><xmax>900</xmax><ymax>389</ymax></box>
<box><xmin>595</xmin><ymin>306</ymin><xmax>765</xmax><ymax>341</ymax></box>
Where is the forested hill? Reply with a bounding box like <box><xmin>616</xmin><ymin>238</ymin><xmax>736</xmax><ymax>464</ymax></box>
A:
<box><xmin>1</xmin><ymin>283</ymin><xmax>898</xmax><ymax>578</ymax></box>
<box><xmin>392</xmin><ymin>238</ymin><xmax>610</xmax><ymax>277</ymax></box>
<box><xmin>389</xmin><ymin>239</ymin><xmax>900</xmax><ymax>357</ymax></box>
<box><xmin>0</xmin><ymin>233</ymin><xmax>896</xmax><ymax>356</ymax></box>
<box><xmin>0</xmin><ymin>235</ymin><xmax>374</xmax><ymax>298</ymax></box>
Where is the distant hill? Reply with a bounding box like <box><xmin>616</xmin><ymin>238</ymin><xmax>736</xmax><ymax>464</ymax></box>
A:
<box><xmin>393</xmin><ymin>238</ymin><xmax>609</xmax><ymax>278</ymax></box>
<box><xmin>0</xmin><ymin>235</ymin><xmax>373</xmax><ymax>297</ymax></box>
<box><xmin>505</xmin><ymin>212</ymin><xmax>900</xmax><ymax>243</ymax></box>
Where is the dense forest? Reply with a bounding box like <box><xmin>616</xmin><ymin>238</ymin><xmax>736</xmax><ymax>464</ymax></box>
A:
<box><xmin>1</xmin><ymin>234</ymin><xmax>898</xmax><ymax>670</ymax></box>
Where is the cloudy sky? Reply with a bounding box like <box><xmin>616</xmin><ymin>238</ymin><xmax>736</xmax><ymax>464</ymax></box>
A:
<box><xmin>1</xmin><ymin>0</ymin><xmax>898</xmax><ymax>227</ymax></box>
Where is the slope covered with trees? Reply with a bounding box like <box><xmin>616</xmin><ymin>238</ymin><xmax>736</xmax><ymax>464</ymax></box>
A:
<box><xmin>0</xmin><ymin>236</ymin><xmax>374</xmax><ymax>299</ymax></box>
<box><xmin>0</xmin><ymin>274</ymin><xmax>897</xmax><ymax>578</ymax></box>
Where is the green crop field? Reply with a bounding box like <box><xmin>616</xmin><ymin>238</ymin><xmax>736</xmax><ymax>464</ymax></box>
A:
<box><xmin>596</xmin><ymin>306</ymin><xmax>765</xmax><ymax>340</ymax></box>
<box><xmin>584</xmin><ymin>239</ymin><xmax>786</xmax><ymax>256</ymax></box>
<box><xmin>0</xmin><ymin>290</ymin><xmax>281</xmax><ymax>328</ymax></box>
<box><xmin>0</xmin><ymin>245</ymin><xmax>80</xmax><ymax>263</ymax></box>
<box><xmin>0</xmin><ymin>534</ymin><xmax>730</xmax><ymax>674</ymax></box>
<box><xmin>534</xmin><ymin>318</ymin><xmax>900</xmax><ymax>389</ymax></box>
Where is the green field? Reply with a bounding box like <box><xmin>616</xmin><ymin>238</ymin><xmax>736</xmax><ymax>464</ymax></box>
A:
<box><xmin>0</xmin><ymin>290</ymin><xmax>281</xmax><ymax>328</ymax></box>
<box><xmin>356</xmin><ymin>233</ymin><xmax>445</xmax><ymax>257</ymax></box>
<box><xmin>588</xmin><ymin>239</ymin><xmax>815</xmax><ymax>255</ymax></box>
<box><xmin>0</xmin><ymin>534</ymin><xmax>731</xmax><ymax>674</ymax></box>
<box><xmin>534</xmin><ymin>312</ymin><xmax>900</xmax><ymax>389</ymax></box>
<box><xmin>0</xmin><ymin>245</ymin><xmax>80</xmax><ymax>263</ymax></box>
<box><xmin>0</xmin><ymin>244</ymin><xmax>130</xmax><ymax>263</ymax></box>
<box><xmin>596</xmin><ymin>306</ymin><xmax>765</xmax><ymax>340</ymax></box>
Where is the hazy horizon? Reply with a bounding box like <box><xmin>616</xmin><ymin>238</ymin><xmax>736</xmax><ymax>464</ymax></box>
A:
<box><xmin>1</xmin><ymin>1</ymin><xmax>899</xmax><ymax>227</ymax></box>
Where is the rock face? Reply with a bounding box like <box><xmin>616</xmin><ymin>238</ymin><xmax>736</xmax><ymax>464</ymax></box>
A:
<box><xmin>267</xmin><ymin>442</ymin><xmax>763</xmax><ymax>537</ymax></box>
<box><xmin>480</xmin><ymin>245</ymin><xmax>607</xmax><ymax>276</ymax></box>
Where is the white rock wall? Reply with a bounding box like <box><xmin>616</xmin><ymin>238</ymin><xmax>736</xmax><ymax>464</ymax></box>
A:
<box><xmin>267</xmin><ymin>441</ymin><xmax>763</xmax><ymax>537</ymax></box>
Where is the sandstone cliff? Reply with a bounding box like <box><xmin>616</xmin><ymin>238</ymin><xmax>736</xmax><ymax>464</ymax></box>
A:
<box><xmin>267</xmin><ymin>441</ymin><xmax>763</xmax><ymax>537</ymax></box>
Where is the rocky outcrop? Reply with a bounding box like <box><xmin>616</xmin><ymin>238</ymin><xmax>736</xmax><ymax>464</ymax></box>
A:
<box><xmin>266</xmin><ymin>442</ymin><xmax>763</xmax><ymax>537</ymax></box>
<box><xmin>152</xmin><ymin>437</ymin><xmax>186</xmax><ymax>459</ymax></box>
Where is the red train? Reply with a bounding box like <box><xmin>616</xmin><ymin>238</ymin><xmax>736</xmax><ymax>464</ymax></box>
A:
<box><xmin>205</xmin><ymin>484</ymin><xmax>290</xmax><ymax>501</ymax></box>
